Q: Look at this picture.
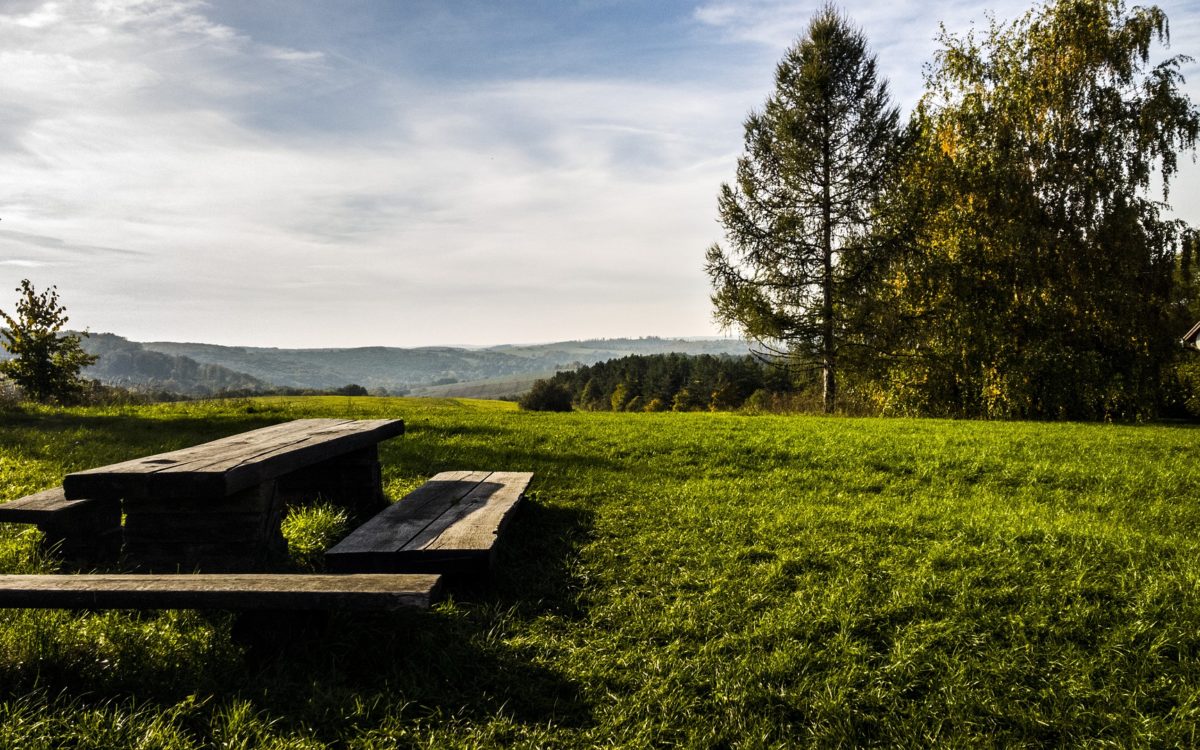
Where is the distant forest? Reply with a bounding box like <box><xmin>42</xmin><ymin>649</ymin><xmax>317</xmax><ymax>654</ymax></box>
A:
<box><xmin>541</xmin><ymin>354</ymin><xmax>814</xmax><ymax>413</ymax></box>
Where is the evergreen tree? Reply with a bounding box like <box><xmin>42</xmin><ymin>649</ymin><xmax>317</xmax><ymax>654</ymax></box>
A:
<box><xmin>0</xmin><ymin>279</ymin><xmax>98</xmax><ymax>403</ymax></box>
<box><xmin>705</xmin><ymin>5</ymin><xmax>901</xmax><ymax>413</ymax></box>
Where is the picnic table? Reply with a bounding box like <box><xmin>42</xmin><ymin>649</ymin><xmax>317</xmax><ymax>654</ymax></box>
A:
<box><xmin>61</xmin><ymin>418</ymin><xmax>404</xmax><ymax>572</ymax></box>
<box><xmin>0</xmin><ymin>417</ymin><xmax>532</xmax><ymax>615</ymax></box>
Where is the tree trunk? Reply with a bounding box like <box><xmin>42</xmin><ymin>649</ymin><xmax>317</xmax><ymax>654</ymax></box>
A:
<box><xmin>821</xmin><ymin>118</ymin><xmax>836</xmax><ymax>415</ymax></box>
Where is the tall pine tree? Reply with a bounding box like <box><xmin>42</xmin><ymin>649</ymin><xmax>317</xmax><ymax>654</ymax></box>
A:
<box><xmin>705</xmin><ymin>5</ymin><xmax>901</xmax><ymax>413</ymax></box>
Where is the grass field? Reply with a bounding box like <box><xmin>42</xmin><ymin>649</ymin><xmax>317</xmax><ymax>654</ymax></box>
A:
<box><xmin>1</xmin><ymin>396</ymin><xmax>1199</xmax><ymax>747</ymax></box>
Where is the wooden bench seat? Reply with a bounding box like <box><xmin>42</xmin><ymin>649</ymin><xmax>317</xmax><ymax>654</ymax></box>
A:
<box><xmin>0</xmin><ymin>488</ymin><xmax>121</xmax><ymax>564</ymax></box>
<box><xmin>326</xmin><ymin>471</ymin><xmax>533</xmax><ymax>577</ymax></box>
<box><xmin>0</xmin><ymin>573</ymin><xmax>442</xmax><ymax>611</ymax></box>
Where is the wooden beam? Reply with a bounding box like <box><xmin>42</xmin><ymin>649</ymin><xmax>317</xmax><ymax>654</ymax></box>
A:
<box><xmin>63</xmin><ymin>419</ymin><xmax>405</xmax><ymax>500</ymax></box>
<box><xmin>326</xmin><ymin>471</ymin><xmax>533</xmax><ymax>575</ymax></box>
<box><xmin>0</xmin><ymin>487</ymin><xmax>104</xmax><ymax>524</ymax></box>
<box><xmin>0</xmin><ymin>573</ymin><xmax>442</xmax><ymax>611</ymax></box>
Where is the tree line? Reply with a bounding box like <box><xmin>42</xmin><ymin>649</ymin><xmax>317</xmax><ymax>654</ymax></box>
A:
<box><xmin>521</xmin><ymin>353</ymin><xmax>803</xmax><ymax>413</ymax></box>
<box><xmin>707</xmin><ymin>0</ymin><xmax>1200</xmax><ymax>420</ymax></box>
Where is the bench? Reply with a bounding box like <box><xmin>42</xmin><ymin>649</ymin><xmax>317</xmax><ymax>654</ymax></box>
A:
<box><xmin>0</xmin><ymin>573</ymin><xmax>442</xmax><ymax>611</ymax></box>
<box><xmin>326</xmin><ymin>471</ymin><xmax>533</xmax><ymax>578</ymax></box>
<box><xmin>57</xmin><ymin>418</ymin><xmax>405</xmax><ymax>572</ymax></box>
<box><xmin>0</xmin><ymin>487</ymin><xmax>121</xmax><ymax>565</ymax></box>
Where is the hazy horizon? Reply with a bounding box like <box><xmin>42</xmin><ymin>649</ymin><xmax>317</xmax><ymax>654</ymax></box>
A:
<box><xmin>98</xmin><ymin>331</ymin><xmax>749</xmax><ymax>351</ymax></box>
<box><xmin>1</xmin><ymin>0</ymin><xmax>1197</xmax><ymax>349</ymax></box>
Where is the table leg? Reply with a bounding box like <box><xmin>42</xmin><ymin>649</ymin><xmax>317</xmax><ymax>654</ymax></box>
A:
<box><xmin>122</xmin><ymin>482</ymin><xmax>287</xmax><ymax>572</ymax></box>
<box><xmin>274</xmin><ymin>445</ymin><xmax>388</xmax><ymax>520</ymax></box>
<box><xmin>39</xmin><ymin>497</ymin><xmax>122</xmax><ymax>568</ymax></box>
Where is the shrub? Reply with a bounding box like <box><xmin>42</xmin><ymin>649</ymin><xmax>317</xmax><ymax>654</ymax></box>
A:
<box><xmin>1170</xmin><ymin>356</ymin><xmax>1200</xmax><ymax>418</ymax></box>
<box><xmin>610</xmin><ymin>383</ymin><xmax>630</xmax><ymax>412</ymax></box>
<box><xmin>743</xmin><ymin>388</ymin><xmax>772</xmax><ymax>414</ymax></box>
<box><xmin>519</xmin><ymin>379</ymin><xmax>573</xmax><ymax>411</ymax></box>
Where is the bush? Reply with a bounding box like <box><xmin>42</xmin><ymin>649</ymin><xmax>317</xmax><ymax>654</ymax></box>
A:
<box><xmin>519</xmin><ymin>379</ymin><xmax>573</xmax><ymax>412</ymax></box>
<box><xmin>1167</xmin><ymin>355</ymin><xmax>1200</xmax><ymax>419</ymax></box>
<box><xmin>743</xmin><ymin>388</ymin><xmax>772</xmax><ymax>413</ymax></box>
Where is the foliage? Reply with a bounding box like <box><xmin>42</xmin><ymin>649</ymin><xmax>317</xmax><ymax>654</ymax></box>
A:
<box><xmin>517</xmin><ymin>379</ymin><xmax>573</xmax><ymax>411</ymax></box>
<box><xmin>0</xmin><ymin>280</ymin><xmax>98</xmax><ymax>404</ymax></box>
<box><xmin>1165</xmin><ymin>353</ymin><xmax>1200</xmax><ymax>418</ymax></box>
<box><xmin>280</xmin><ymin>502</ymin><xmax>349</xmax><ymax>571</ymax></box>
<box><xmin>860</xmin><ymin>0</ymin><xmax>1199</xmax><ymax>419</ymax></box>
<box><xmin>706</xmin><ymin>6</ymin><xmax>901</xmax><ymax>413</ymax></box>
<box><xmin>548</xmin><ymin>353</ymin><xmax>798</xmax><ymax>413</ymax></box>
<box><xmin>2</xmin><ymin>396</ymin><xmax>1200</xmax><ymax>745</ymax></box>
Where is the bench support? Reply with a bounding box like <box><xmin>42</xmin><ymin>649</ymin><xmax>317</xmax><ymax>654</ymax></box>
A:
<box><xmin>0</xmin><ymin>488</ymin><xmax>122</xmax><ymax>566</ymax></box>
<box><xmin>275</xmin><ymin>445</ymin><xmax>388</xmax><ymax>521</ymax></box>
<box><xmin>122</xmin><ymin>483</ymin><xmax>287</xmax><ymax>573</ymax></box>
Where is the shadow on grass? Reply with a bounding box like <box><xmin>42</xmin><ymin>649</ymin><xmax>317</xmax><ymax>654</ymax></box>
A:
<box><xmin>0</xmin><ymin>501</ymin><xmax>598</xmax><ymax>739</ymax></box>
<box><xmin>240</xmin><ymin>500</ymin><xmax>597</xmax><ymax>732</ymax></box>
<box><xmin>0</xmin><ymin>407</ymin><xmax>602</xmax><ymax>736</ymax></box>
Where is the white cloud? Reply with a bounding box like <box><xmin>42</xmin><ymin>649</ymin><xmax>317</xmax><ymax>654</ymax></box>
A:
<box><xmin>0</xmin><ymin>0</ymin><xmax>1195</xmax><ymax>347</ymax></box>
<box><xmin>0</xmin><ymin>1</ymin><xmax>745</xmax><ymax>346</ymax></box>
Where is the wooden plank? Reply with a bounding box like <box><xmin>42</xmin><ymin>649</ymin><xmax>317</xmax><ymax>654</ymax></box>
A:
<box><xmin>421</xmin><ymin>471</ymin><xmax>532</xmax><ymax>552</ymax></box>
<box><xmin>64</xmin><ymin>419</ymin><xmax>404</xmax><ymax>500</ymax></box>
<box><xmin>211</xmin><ymin>419</ymin><xmax>403</xmax><ymax>496</ymax></box>
<box><xmin>325</xmin><ymin>471</ymin><xmax>532</xmax><ymax>575</ymax></box>
<box><xmin>65</xmin><ymin>419</ymin><xmax>393</xmax><ymax>497</ymax></box>
<box><xmin>122</xmin><ymin>514</ymin><xmax>273</xmax><ymax>543</ymax></box>
<box><xmin>326</xmin><ymin>471</ymin><xmax>490</xmax><ymax>556</ymax></box>
<box><xmin>0</xmin><ymin>574</ymin><xmax>442</xmax><ymax>611</ymax></box>
<box><xmin>0</xmin><ymin>487</ymin><xmax>102</xmax><ymax>523</ymax></box>
<box><xmin>62</xmin><ymin>420</ymin><xmax>334</xmax><ymax>500</ymax></box>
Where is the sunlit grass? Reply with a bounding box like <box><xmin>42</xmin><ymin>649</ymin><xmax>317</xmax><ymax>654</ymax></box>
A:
<box><xmin>281</xmin><ymin>503</ymin><xmax>350</xmax><ymax>572</ymax></box>
<box><xmin>0</xmin><ymin>397</ymin><xmax>1198</xmax><ymax>746</ymax></box>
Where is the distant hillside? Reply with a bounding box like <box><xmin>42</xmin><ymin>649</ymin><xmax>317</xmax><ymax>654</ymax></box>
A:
<box><xmin>2</xmin><ymin>333</ymin><xmax>750</xmax><ymax>397</ymax></box>
<box><xmin>0</xmin><ymin>333</ymin><xmax>271</xmax><ymax>396</ymax></box>
<box><xmin>81</xmin><ymin>334</ymin><xmax>271</xmax><ymax>396</ymax></box>
<box><xmin>139</xmin><ymin>337</ymin><xmax>751</xmax><ymax>393</ymax></box>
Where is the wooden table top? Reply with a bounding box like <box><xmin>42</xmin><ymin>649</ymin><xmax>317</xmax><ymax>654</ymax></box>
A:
<box><xmin>63</xmin><ymin>418</ymin><xmax>404</xmax><ymax>501</ymax></box>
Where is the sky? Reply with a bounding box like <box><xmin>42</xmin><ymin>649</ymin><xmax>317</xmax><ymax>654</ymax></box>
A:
<box><xmin>0</xmin><ymin>0</ymin><xmax>1197</xmax><ymax>348</ymax></box>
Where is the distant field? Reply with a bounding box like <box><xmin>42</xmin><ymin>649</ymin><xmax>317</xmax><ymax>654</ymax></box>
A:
<box><xmin>1</xmin><ymin>397</ymin><xmax>1199</xmax><ymax>747</ymax></box>
<box><xmin>406</xmin><ymin>371</ymin><xmax>550</xmax><ymax>399</ymax></box>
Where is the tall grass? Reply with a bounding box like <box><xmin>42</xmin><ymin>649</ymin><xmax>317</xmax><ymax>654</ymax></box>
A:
<box><xmin>0</xmin><ymin>396</ymin><xmax>1198</xmax><ymax>746</ymax></box>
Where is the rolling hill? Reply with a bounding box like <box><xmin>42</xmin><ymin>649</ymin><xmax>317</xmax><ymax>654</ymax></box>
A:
<box><xmin>1</xmin><ymin>334</ymin><xmax>752</xmax><ymax>397</ymax></box>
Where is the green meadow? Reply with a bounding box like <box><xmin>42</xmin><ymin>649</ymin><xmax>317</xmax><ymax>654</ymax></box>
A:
<box><xmin>1</xmin><ymin>396</ymin><xmax>1199</xmax><ymax>747</ymax></box>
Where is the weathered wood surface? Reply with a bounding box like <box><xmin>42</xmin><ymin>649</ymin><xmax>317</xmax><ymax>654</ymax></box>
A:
<box><xmin>0</xmin><ymin>487</ymin><xmax>105</xmax><ymax>523</ymax></box>
<box><xmin>0</xmin><ymin>487</ymin><xmax>122</xmax><ymax>565</ymax></box>
<box><xmin>0</xmin><ymin>573</ymin><xmax>442</xmax><ymax>611</ymax></box>
<box><xmin>121</xmin><ymin>482</ymin><xmax>286</xmax><ymax>572</ymax></box>
<box><xmin>326</xmin><ymin>471</ymin><xmax>532</xmax><ymax>574</ymax></box>
<box><xmin>63</xmin><ymin>418</ymin><xmax>404</xmax><ymax>501</ymax></box>
<box><xmin>274</xmin><ymin>445</ymin><xmax>387</xmax><ymax>520</ymax></box>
